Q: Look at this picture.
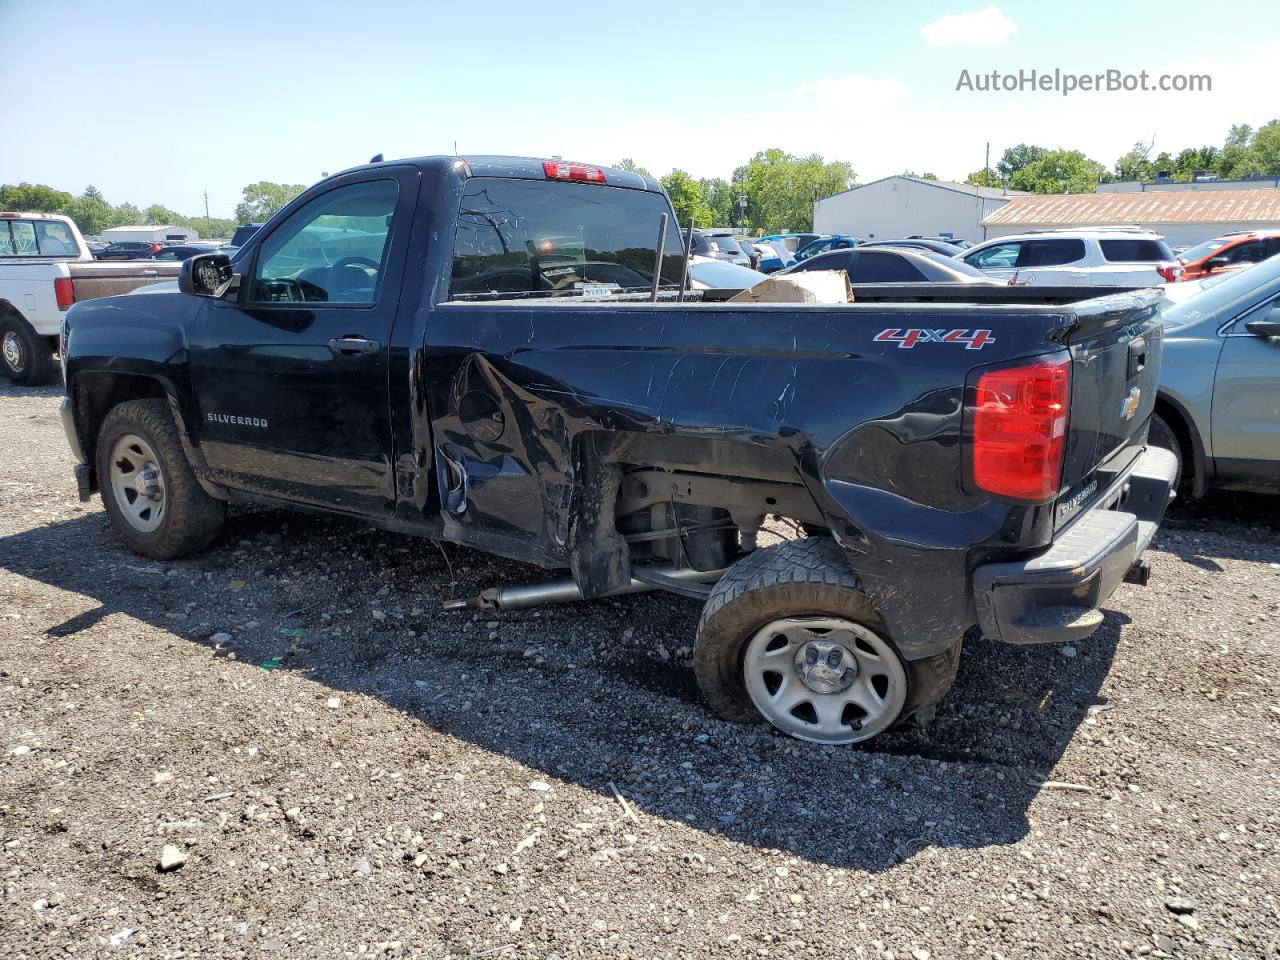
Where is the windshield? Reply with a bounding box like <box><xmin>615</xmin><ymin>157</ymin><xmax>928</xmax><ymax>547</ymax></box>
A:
<box><xmin>1177</xmin><ymin>237</ymin><xmax>1231</xmax><ymax>263</ymax></box>
<box><xmin>704</xmin><ymin>234</ymin><xmax>748</xmax><ymax>256</ymax></box>
<box><xmin>1162</xmin><ymin>252</ymin><xmax>1280</xmax><ymax>329</ymax></box>
<box><xmin>451</xmin><ymin>179</ymin><xmax>684</xmax><ymax>299</ymax></box>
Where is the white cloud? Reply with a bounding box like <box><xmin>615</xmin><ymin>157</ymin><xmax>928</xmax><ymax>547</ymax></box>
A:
<box><xmin>919</xmin><ymin>5</ymin><xmax>1018</xmax><ymax>47</ymax></box>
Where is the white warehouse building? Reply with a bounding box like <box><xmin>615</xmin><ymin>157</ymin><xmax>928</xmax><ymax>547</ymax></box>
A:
<box><xmin>101</xmin><ymin>225</ymin><xmax>198</xmax><ymax>243</ymax></box>
<box><xmin>813</xmin><ymin>176</ymin><xmax>1026</xmax><ymax>244</ymax></box>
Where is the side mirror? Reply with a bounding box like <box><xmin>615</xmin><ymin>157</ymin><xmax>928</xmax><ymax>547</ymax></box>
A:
<box><xmin>1245</xmin><ymin>308</ymin><xmax>1280</xmax><ymax>339</ymax></box>
<box><xmin>1205</xmin><ymin>255</ymin><xmax>1230</xmax><ymax>271</ymax></box>
<box><xmin>179</xmin><ymin>253</ymin><xmax>236</xmax><ymax>298</ymax></box>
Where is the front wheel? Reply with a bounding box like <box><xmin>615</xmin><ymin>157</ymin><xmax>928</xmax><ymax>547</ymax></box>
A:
<box><xmin>96</xmin><ymin>399</ymin><xmax>226</xmax><ymax>559</ymax></box>
<box><xmin>694</xmin><ymin>537</ymin><xmax>959</xmax><ymax>745</ymax></box>
<box><xmin>1</xmin><ymin>315</ymin><xmax>55</xmax><ymax>386</ymax></box>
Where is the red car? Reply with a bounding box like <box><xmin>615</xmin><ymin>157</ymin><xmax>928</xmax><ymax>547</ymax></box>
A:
<box><xmin>1178</xmin><ymin>230</ymin><xmax>1280</xmax><ymax>280</ymax></box>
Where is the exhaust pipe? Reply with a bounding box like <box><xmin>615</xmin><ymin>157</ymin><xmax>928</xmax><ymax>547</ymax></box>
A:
<box><xmin>443</xmin><ymin>564</ymin><xmax>724</xmax><ymax>612</ymax></box>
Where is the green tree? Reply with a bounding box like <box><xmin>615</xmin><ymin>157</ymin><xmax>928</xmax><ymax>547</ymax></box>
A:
<box><xmin>1009</xmin><ymin>149</ymin><xmax>1112</xmax><ymax>194</ymax></box>
<box><xmin>234</xmin><ymin>181</ymin><xmax>306</xmax><ymax>223</ymax></box>
<box><xmin>0</xmin><ymin>182</ymin><xmax>73</xmax><ymax>212</ymax></box>
<box><xmin>1114</xmin><ymin>138</ymin><xmax>1155</xmax><ymax>182</ymax></box>
<box><xmin>1218</xmin><ymin>123</ymin><xmax>1257</xmax><ymax>179</ymax></box>
<box><xmin>144</xmin><ymin>204</ymin><xmax>182</xmax><ymax>225</ymax></box>
<box><xmin>1169</xmin><ymin>146</ymin><xmax>1221</xmax><ymax>181</ymax></box>
<box><xmin>903</xmin><ymin>171</ymin><xmax>939</xmax><ymax>180</ymax></box>
<box><xmin>699</xmin><ymin>177</ymin><xmax>734</xmax><ymax>226</ymax></box>
<box><xmin>614</xmin><ymin>158</ymin><xmax>651</xmax><ymax>178</ymax></box>
<box><xmin>996</xmin><ymin>144</ymin><xmax>1047</xmax><ymax>181</ymax></box>
<box><xmin>1248</xmin><ymin>120</ymin><xmax>1280</xmax><ymax>175</ymax></box>
<box><xmin>964</xmin><ymin>167</ymin><xmax>1002</xmax><ymax>188</ymax></box>
<box><xmin>63</xmin><ymin>185</ymin><xmax>114</xmax><ymax>236</ymax></box>
<box><xmin>111</xmin><ymin>202</ymin><xmax>143</xmax><ymax>227</ymax></box>
<box><xmin>659</xmin><ymin>170</ymin><xmax>712</xmax><ymax>227</ymax></box>
<box><xmin>731</xmin><ymin>149</ymin><xmax>854</xmax><ymax>233</ymax></box>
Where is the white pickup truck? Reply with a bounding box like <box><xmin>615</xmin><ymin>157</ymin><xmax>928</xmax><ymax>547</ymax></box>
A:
<box><xmin>1</xmin><ymin>212</ymin><xmax>180</xmax><ymax>385</ymax></box>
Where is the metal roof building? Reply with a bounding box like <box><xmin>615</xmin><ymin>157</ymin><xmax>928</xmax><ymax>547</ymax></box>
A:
<box><xmin>813</xmin><ymin>176</ymin><xmax>1026</xmax><ymax>244</ymax></box>
<box><xmin>982</xmin><ymin>190</ymin><xmax>1280</xmax><ymax>246</ymax></box>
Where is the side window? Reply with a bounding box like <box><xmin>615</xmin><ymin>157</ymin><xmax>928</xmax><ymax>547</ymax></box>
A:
<box><xmin>1017</xmin><ymin>239</ymin><xmax>1085</xmax><ymax>267</ymax></box>
<box><xmin>966</xmin><ymin>242</ymin><xmax>1021</xmax><ymax>269</ymax></box>
<box><xmin>251</xmin><ymin>180</ymin><xmax>398</xmax><ymax>304</ymax></box>
<box><xmin>9</xmin><ymin>221</ymin><xmax>38</xmax><ymax>255</ymax></box>
<box><xmin>793</xmin><ymin>252</ymin><xmax>853</xmax><ymax>274</ymax></box>
<box><xmin>1228</xmin><ymin>240</ymin><xmax>1266</xmax><ymax>264</ymax></box>
<box><xmin>851</xmin><ymin>251</ymin><xmax>927</xmax><ymax>282</ymax></box>
<box><xmin>34</xmin><ymin>221</ymin><xmax>74</xmax><ymax>255</ymax></box>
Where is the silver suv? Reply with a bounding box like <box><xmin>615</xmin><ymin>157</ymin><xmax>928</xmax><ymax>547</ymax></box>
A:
<box><xmin>962</xmin><ymin>229</ymin><xmax>1182</xmax><ymax>286</ymax></box>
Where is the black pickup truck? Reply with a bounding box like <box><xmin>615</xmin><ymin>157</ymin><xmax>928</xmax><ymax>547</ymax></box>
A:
<box><xmin>59</xmin><ymin>155</ymin><xmax>1177</xmax><ymax>745</ymax></box>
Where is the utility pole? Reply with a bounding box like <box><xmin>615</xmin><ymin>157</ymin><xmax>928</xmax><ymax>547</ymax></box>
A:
<box><xmin>203</xmin><ymin>190</ymin><xmax>210</xmax><ymax>221</ymax></box>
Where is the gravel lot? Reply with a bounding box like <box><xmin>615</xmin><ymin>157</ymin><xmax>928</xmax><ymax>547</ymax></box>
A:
<box><xmin>1</xmin><ymin>380</ymin><xmax>1277</xmax><ymax>959</ymax></box>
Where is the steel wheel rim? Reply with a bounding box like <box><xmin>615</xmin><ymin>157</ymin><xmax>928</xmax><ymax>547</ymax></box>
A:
<box><xmin>743</xmin><ymin>616</ymin><xmax>907</xmax><ymax>745</ymax></box>
<box><xmin>108</xmin><ymin>433</ymin><xmax>167</xmax><ymax>533</ymax></box>
<box><xmin>2</xmin><ymin>331</ymin><xmax>23</xmax><ymax>373</ymax></box>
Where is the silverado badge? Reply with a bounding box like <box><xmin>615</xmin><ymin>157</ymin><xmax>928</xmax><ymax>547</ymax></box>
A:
<box><xmin>1120</xmin><ymin>386</ymin><xmax>1142</xmax><ymax>421</ymax></box>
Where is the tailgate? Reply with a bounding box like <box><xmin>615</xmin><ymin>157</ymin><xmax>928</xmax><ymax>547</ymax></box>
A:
<box><xmin>67</xmin><ymin>260</ymin><xmax>181</xmax><ymax>301</ymax></box>
<box><xmin>1054</xmin><ymin>290</ymin><xmax>1164</xmax><ymax>527</ymax></box>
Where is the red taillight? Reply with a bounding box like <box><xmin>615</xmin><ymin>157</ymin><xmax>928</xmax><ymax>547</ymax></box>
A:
<box><xmin>971</xmin><ymin>357</ymin><xmax>1070</xmax><ymax>501</ymax></box>
<box><xmin>542</xmin><ymin>160</ymin><xmax>607</xmax><ymax>184</ymax></box>
<box><xmin>1157</xmin><ymin>264</ymin><xmax>1182</xmax><ymax>283</ymax></box>
<box><xmin>54</xmin><ymin>276</ymin><xmax>75</xmax><ymax>310</ymax></box>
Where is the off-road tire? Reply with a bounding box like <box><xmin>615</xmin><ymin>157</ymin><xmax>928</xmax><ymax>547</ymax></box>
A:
<box><xmin>694</xmin><ymin>536</ymin><xmax>961</xmax><ymax>738</ymax></box>
<box><xmin>1148</xmin><ymin>414</ymin><xmax>1184</xmax><ymax>492</ymax></box>
<box><xmin>97</xmin><ymin>399</ymin><xmax>225</xmax><ymax>559</ymax></box>
<box><xmin>1</xmin><ymin>314</ymin><xmax>55</xmax><ymax>386</ymax></box>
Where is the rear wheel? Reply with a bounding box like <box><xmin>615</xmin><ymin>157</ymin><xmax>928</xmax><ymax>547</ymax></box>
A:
<box><xmin>96</xmin><ymin>399</ymin><xmax>225</xmax><ymax>559</ymax></box>
<box><xmin>1</xmin><ymin>315</ymin><xmax>55</xmax><ymax>386</ymax></box>
<box><xmin>694</xmin><ymin>536</ymin><xmax>959</xmax><ymax>745</ymax></box>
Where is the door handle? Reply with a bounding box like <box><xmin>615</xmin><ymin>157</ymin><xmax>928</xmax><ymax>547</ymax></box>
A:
<box><xmin>142</xmin><ymin>269</ymin><xmax>158</xmax><ymax>276</ymax></box>
<box><xmin>328</xmin><ymin>336</ymin><xmax>381</xmax><ymax>355</ymax></box>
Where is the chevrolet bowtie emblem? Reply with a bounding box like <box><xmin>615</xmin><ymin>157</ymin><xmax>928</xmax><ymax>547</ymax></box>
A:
<box><xmin>1121</xmin><ymin>386</ymin><xmax>1142</xmax><ymax>421</ymax></box>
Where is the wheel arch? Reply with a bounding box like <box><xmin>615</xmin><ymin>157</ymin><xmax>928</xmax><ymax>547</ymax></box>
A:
<box><xmin>1154</xmin><ymin>391</ymin><xmax>1208</xmax><ymax>498</ymax></box>
<box><xmin>69</xmin><ymin>370</ymin><xmax>223</xmax><ymax>500</ymax></box>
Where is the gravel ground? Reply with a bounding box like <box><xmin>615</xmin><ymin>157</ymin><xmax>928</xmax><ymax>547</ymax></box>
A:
<box><xmin>1</xmin><ymin>380</ymin><xmax>1277</xmax><ymax>960</ymax></box>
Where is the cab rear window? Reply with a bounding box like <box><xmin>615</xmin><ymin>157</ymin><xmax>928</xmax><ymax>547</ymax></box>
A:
<box><xmin>449</xmin><ymin>178</ymin><xmax>685</xmax><ymax>299</ymax></box>
<box><xmin>1099</xmin><ymin>239</ymin><xmax>1173</xmax><ymax>262</ymax></box>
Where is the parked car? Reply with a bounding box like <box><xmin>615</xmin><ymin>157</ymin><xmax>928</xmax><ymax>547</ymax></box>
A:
<box><xmin>756</xmin><ymin>232</ymin><xmax>822</xmax><ymax>254</ymax></box>
<box><xmin>907</xmin><ymin>235</ymin><xmax>973</xmax><ymax>250</ymax></box>
<box><xmin>97</xmin><ymin>240</ymin><xmax>163</xmax><ymax>260</ymax></box>
<box><xmin>685</xmin><ymin>256</ymin><xmax>766</xmax><ymax>291</ymax></box>
<box><xmin>683</xmin><ymin>229</ymin><xmax>751</xmax><ymax>267</ymax></box>
<box><xmin>1176</xmin><ymin>230</ymin><xmax>1280</xmax><ymax>281</ymax></box>
<box><xmin>795</xmin><ymin>235</ymin><xmax>858</xmax><ymax>262</ymax></box>
<box><xmin>784</xmin><ymin>246</ymin><xmax>1001</xmax><ymax>284</ymax></box>
<box><xmin>150</xmin><ymin>242</ymin><xmax>222</xmax><ymax>262</ymax></box>
<box><xmin>219</xmin><ymin>223</ymin><xmax>265</xmax><ymax>258</ymax></box>
<box><xmin>752</xmin><ymin>242</ymin><xmax>796</xmax><ymax>274</ymax></box>
<box><xmin>85</xmin><ymin>239</ymin><xmax>109</xmax><ymax>256</ymax></box>
<box><xmin>1150</xmin><ymin>254</ymin><xmax>1280</xmax><ymax>495</ymax></box>
<box><xmin>60</xmin><ymin>154</ymin><xmax>1175</xmax><ymax>746</ymax></box>
<box><xmin>960</xmin><ymin>230</ymin><xmax>1182</xmax><ymax>285</ymax></box>
<box><xmin>861</xmin><ymin>238</ymin><xmax>969</xmax><ymax>257</ymax></box>
<box><xmin>0</xmin><ymin>212</ymin><xmax>180</xmax><ymax>384</ymax></box>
